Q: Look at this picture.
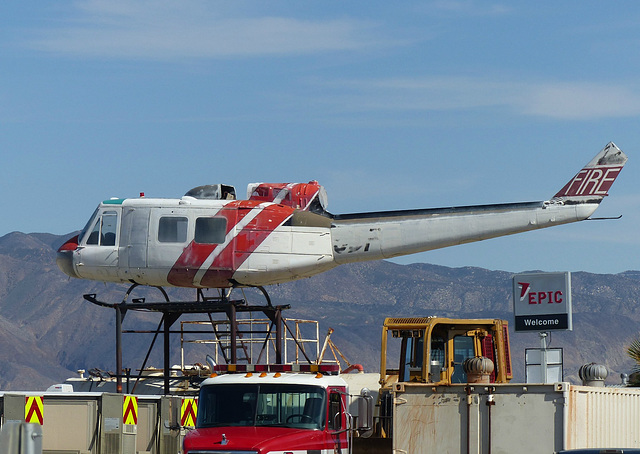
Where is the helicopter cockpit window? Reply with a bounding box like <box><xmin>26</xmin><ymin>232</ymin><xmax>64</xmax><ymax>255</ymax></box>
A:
<box><xmin>86</xmin><ymin>211</ymin><xmax>118</xmax><ymax>246</ymax></box>
<box><xmin>158</xmin><ymin>217</ymin><xmax>188</xmax><ymax>243</ymax></box>
<box><xmin>87</xmin><ymin>221</ymin><xmax>100</xmax><ymax>245</ymax></box>
<box><xmin>195</xmin><ymin>217</ymin><xmax>227</xmax><ymax>244</ymax></box>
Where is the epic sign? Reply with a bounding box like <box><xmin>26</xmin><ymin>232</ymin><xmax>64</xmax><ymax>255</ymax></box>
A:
<box><xmin>512</xmin><ymin>272</ymin><xmax>572</xmax><ymax>332</ymax></box>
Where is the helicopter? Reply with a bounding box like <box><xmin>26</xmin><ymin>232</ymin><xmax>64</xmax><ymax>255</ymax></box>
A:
<box><xmin>57</xmin><ymin>142</ymin><xmax>627</xmax><ymax>300</ymax></box>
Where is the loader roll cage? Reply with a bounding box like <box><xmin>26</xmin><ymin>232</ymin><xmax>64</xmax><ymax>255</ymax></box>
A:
<box><xmin>379</xmin><ymin>317</ymin><xmax>513</xmax><ymax>388</ymax></box>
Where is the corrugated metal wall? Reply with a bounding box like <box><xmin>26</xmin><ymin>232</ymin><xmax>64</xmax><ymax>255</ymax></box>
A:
<box><xmin>567</xmin><ymin>385</ymin><xmax>640</xmax><ymax>449</ymax></box>
<box><xmin>392</xmin><ymin>382</ymin><xmax>640</xmax><ymax>454</ymax></box>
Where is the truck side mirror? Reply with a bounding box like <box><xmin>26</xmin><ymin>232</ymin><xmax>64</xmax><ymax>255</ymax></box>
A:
<box><xmin>357</xmin><ymin>388</ymin><xmax>374</xmax><ymax>438</ymax></box>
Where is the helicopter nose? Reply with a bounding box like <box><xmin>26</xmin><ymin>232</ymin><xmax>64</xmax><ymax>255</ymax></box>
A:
<box><xmin>56</xmin><ymin>235</ymin><xmax>79</xmax><ymax>279</ymax></box>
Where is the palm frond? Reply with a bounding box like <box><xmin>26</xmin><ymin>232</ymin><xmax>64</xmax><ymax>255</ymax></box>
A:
<box><xmin>627</xmin><ymin>337</ymin><xmax>640</xmax><ymax>373</ymax></box>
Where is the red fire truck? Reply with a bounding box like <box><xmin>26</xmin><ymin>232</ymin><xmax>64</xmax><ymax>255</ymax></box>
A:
<box><xmin>182</xmin><ymin>363</ymin><xmax>373</xmax><ymax>454</ymax></box>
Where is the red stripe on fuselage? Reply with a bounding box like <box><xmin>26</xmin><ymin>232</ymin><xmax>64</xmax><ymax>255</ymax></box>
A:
<box><xmin>167</xmin><ymin>201</ymin><xmax>294</xmax><ymax>288</ymax></box>
<box><xmin>200</xmin><ymin>203</ymin><xmax>293</xmax><ymax>287</ymax></box>
<box><xmin>166</xmin><ymin>204</ymin><xmax>236</xmax><ymax>287</ymax></box>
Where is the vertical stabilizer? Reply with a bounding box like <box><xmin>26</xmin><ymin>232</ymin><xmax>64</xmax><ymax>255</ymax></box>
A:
<box><xmin>553</xmin><ymin>142</ymin><xmax>627</xmax><ymax>200</ymax></box>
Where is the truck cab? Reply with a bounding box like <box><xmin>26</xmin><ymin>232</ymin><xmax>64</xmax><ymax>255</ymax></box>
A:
<box><xmin>183</xmin><ymin>364</ymin><xmax>359</xmax><ymax>454</ymax></box>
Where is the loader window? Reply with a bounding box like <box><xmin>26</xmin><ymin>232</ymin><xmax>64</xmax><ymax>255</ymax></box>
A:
<box><xmin>412</xmin><ymin>337</ymin><xmax>424</xmax><ymax>368</ymax></box>
<box><xmin>195</xmin><ymin>217</ymin><xmax>227</xmax><ymax>244</ymax></box>
<box><xmin>451</xmin><ymin>336</ymin><xmax>475</xmax><ymax>383</ymax></box>
<box><xmin>431</xmin><ymin>337</ymin><xmax>445</xmax><ymax>365</ymax></box>
<box><xmin>391</xmin><ymin>329</ymin><xmax>426</xmax><ymax>382</ymax></box>
<box><xmin>430</xmin><ymin>337</ymin><xmax>445</xmax><ymax>382</ymax></box>
<box><xmin>401</xmin><ymin>336</ymin><xmax>424</xmax><ymax>382</ymax></box>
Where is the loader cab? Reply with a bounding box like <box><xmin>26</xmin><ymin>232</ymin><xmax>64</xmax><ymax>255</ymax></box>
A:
<box><xmin>380</xmin><ymin>317</ymin><xmax>513</xmax><ymax>389</ymax></box>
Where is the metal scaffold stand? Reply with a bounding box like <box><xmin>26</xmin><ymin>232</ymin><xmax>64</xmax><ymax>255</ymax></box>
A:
<box><xmin>83</xmin><ymin>284</ymin><xmax>320</xmax><ymax>395</ymax></box>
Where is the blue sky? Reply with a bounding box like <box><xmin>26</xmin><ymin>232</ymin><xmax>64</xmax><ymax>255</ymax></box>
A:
<box><xmin>2</xmin><ymin>1</ymin><xmax>640</xmax><ymax>274</ymax></box>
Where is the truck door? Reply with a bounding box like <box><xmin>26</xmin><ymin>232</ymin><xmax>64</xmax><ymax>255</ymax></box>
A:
<box><xmin>328</xmin><ymin>387</ymin><xmax>349</xmax><ymax>450</ymax></box>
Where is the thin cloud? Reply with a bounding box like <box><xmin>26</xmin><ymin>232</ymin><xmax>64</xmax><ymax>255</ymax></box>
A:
<box><xmin>521</xmin><ymin>82</ymin><xmax>640</xmax><ymax>119</ymax></box>
<box><xmin>26</xmin><ymin>0</ymin><xmax>382</xmax><ymax>59</ymax></box>
<box><xmin>429</xmin><ymin>0</ymin><xmax>512</xmax><ymax>16</ymax></box>
<box><xmin>310</xmin><ymin>76</ymin><xmax>640</xmax><ymax>120</ymax></box>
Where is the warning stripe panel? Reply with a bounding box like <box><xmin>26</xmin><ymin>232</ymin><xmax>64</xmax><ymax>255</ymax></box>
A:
<box><xmin>181</xmin><ymin>398</ymin><xmax>198</xmax><ymax>427</ymax></box>
<box><xmin>25</xmin><ymin>396</ymin><xmax>44</xmax><ymax>425</ymax></box>
<box><xmin>123</xmin><ymin>395</ymin><xmax>138</xmax><ymax>425</ymax></box>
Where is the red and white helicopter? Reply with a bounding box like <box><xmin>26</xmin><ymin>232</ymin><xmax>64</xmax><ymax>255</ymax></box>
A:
<box><xmin>57</xmin><ymin>142</ymin><xmax>627</xmax><ymax>299</ymax></box>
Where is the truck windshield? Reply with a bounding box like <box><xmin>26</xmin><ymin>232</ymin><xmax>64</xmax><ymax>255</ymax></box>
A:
<box><xmin>197</xmin><ymin>383</ymin><xmax>326</xmax><ymax>430</ymax></box>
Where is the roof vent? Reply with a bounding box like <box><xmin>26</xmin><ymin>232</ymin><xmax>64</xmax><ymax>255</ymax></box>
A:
<box><xmin>579</xmin><ymin>363</ymin><xmax>608</xmax><ymax>387</ymax></box>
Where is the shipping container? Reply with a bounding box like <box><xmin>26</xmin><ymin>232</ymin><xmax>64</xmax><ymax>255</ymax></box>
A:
<box><xmin>392</xmin><ymin>382</ymin><xmax>640</xmax><ymax>453</ymax></box>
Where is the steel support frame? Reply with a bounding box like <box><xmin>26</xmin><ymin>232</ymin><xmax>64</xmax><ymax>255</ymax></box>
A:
<box><xmin>85</xmin><ymin>293</ymin><xmax>290</xmax><ymax>395</ymax></box>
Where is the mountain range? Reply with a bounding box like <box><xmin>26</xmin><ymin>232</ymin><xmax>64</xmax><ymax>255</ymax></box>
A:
<box><xmin>0</xmin><ymin>231</ymin><xmax>638</xmax><ymax>390</ymax></box>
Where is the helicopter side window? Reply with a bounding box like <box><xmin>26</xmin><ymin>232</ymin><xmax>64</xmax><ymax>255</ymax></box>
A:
<box><xmin>272</xmin><ymin>188</ymin><xmax>291</xmax><ymax>204</ymax></box>
<box><xmin>86</xmin><ymin>211</ymin><xmax>118</xmax><ymax>246</ymax></box>
<box><xmin>158</xmin><ymin>217</ymin><xmax>188</xmax><ymax>243</ymax></box>
<box><xmin>195</xmin><ymin>217</ymin><xmax>227</xmax><ymax>244</ymax></box>
<box><xmin>252</xmin><ymin>187</ymin><xmax>270</xmax><ymax>198</ymax></box>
